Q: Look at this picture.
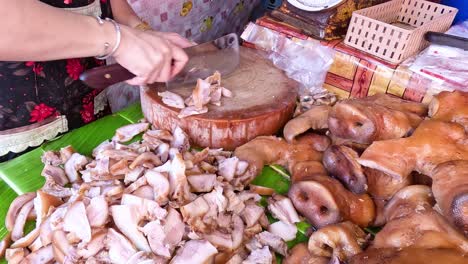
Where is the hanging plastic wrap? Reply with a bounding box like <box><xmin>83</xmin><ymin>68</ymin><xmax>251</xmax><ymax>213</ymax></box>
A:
<box><xmin>407</xmin><ymin>21</ymin><xmax>468</xmax><ymax>91</ymax></box>
<box><xmin>241</xmin><ymin>22</ymin><xmax>335</xmax><ymax>97</ymax></box>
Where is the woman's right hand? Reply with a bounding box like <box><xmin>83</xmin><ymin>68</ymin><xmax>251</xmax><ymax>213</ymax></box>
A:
<box><xmin>112</xmin><ymin>25</ymin><xmax>189</xmax><ymax>86</ymax></box>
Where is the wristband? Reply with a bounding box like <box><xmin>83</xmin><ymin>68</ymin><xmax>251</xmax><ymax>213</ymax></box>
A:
<box><xmin>94</xmin><ymin>16</ymin><xmax>121</xmax><ymax>60</ymax></box>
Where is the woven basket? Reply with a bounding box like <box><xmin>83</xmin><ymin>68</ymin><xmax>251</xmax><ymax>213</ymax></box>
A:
<box><xmin>344</xmin><ymin>0</ymin><xmax>457</xmax><ymax>64</ymax></box>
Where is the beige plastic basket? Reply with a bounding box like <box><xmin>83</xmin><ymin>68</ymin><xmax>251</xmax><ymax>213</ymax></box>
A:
<box><xmin>344</xmin><ymin>0</ymin><xmax>457</xmax><ymax>64</ymax></box>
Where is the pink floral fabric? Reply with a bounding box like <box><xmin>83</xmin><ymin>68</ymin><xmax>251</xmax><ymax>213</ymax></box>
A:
<box><xmin>129</xmin><ymin>0</ymin><xmax>261</xmax><ymax>43</ymax></box>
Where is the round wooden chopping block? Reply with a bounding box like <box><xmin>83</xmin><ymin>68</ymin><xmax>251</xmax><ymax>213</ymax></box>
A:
<box><xmin>140</xmin><ymin>47</ymin><xmax>298</xmax><ymax>150</ymax></box>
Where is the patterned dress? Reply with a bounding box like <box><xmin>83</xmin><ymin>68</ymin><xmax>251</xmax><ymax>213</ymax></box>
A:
<box><xmin>0</xmin><ymin>0</ymin><xmax>111</xmax><ymax>158</ymax></box>
<box><xmin>129</xmin><ymin>0</ymin><xmax>261</xmax><ymax>43</ymax></box>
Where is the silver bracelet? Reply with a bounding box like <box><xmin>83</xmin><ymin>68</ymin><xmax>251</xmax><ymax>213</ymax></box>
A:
<box><xmin>94</xmin><ymin>16</ymin><xmax>121</xmax><ymax>60</ymax></box>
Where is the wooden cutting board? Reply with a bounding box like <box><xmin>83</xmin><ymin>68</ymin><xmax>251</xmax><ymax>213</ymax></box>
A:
<box><xmin>140</xmin><ymin>47</ymin><xmax>298</xmax><ymax>150</ymax></box>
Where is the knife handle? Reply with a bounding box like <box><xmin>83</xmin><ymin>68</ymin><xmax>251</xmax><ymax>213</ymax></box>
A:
<box><xmin>424</xmin><ymin>31</ymin><xmax>468</xmax><ymax>50</ymax></box>
<box><xmin>79</xmin><ymin>63</ymin><xmax>136</xmax><ymax>89</ymax></box>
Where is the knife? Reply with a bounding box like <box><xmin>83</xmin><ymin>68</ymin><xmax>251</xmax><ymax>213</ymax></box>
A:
<box><xmin>79</xmin><ymin>33</ymin><xmax>240</xmax><ymax>90</ymax></box>
<box><xmin>424</xmin><ymin>31</ymin><xmax>468</xmax><ymax>50</ymax></box>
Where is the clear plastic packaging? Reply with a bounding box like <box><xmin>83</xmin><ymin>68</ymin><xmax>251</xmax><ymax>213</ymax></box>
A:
<box><xmin>241</xmin><ymin>22</ymin><xmax>335</xmax><ymax>96</ymax></box>
<box><xmin>407</xmin><ymin>21</ymin><xmax>468</xmax><ymax>90</ymax></box>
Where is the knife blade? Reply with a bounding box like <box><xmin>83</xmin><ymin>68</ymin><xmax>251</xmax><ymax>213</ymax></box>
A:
<box><xmin>79</xmin><ymin>33</ymin><xmax>240</xmax><ymax>90</ymax></box>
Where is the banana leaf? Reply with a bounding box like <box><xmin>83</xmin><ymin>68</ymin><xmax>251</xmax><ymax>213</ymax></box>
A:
<box><xmin>117</xmin><ymin>103</ymin><xmax>144</xmax><ymax>123</ymax></box>
<box><xmin>0</xmin><ymin>148</ymin><xmax>45</xmax><ymax>194</ymax></box>
<box><xmin>0</xmin><ymin>179</ymin><xmax>17</xmax><ymax>241</ymax></box>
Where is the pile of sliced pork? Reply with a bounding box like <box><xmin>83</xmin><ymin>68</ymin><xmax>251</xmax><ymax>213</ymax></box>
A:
<box><xmin>158</xmin><ymin>71</ymin><xmax>233</xmax><ymax>118</ymax></box>
<box><xmin>0</xmin><ymin>122</ymin><xmax>301</xmax><ymax>264</ymax></box>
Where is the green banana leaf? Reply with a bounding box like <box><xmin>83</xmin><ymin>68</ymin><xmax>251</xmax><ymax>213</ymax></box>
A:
<box><xmin>0</xmin><ymin>179</ymin><xmax>17</xmax><ymax>241</ymax></box>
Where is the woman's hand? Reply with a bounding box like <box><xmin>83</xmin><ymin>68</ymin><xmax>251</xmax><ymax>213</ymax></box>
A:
<box><xmin>157</xmin><ymin>32</ymin><xmax>195</xmax><ymax>48</ymax></box>
<box><xmin>113</xmin><ymin>26</ymin><xmax>189</xmax><ymax>86</ymax></box>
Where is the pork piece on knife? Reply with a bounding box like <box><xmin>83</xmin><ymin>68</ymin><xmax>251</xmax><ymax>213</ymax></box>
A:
<box><xmin>175</xmin><ymin>71</ymin><xmax>233</xmax><ymax>118</ymax></box>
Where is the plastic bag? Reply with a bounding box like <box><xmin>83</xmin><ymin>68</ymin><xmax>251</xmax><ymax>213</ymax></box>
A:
<box><xmin>241</xmin><ymin>22</ymin><xmax>335</xmax><ymax>96</ymax></box>
<box><xmin>407</xmin><ymin>21</ymin><xmax>468</xmax><ymax>91</ymax></box>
